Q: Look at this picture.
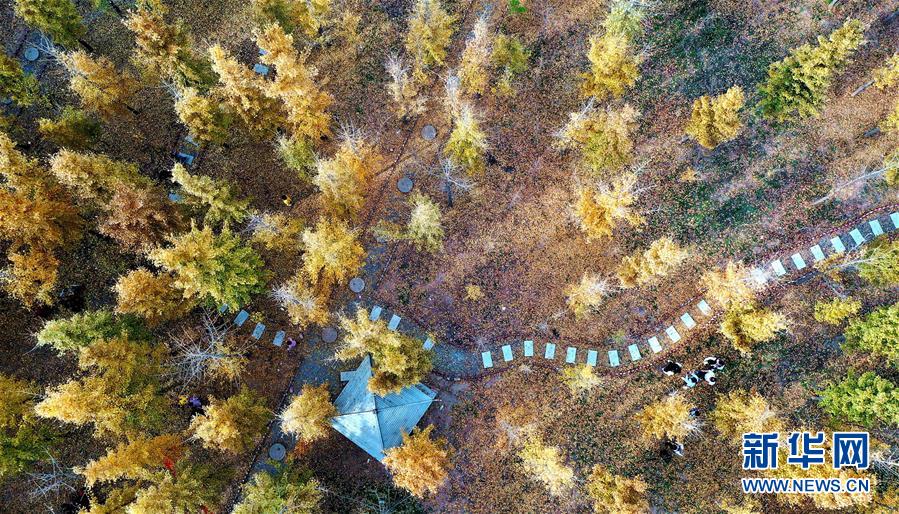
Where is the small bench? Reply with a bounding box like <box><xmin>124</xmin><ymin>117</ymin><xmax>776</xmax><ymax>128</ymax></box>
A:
<box><xmin>272</xmin><ymin>331</ymin><xmax>285</xmax><ymax>347</ymax></box>
<box><xmin>565</xmin><ymin>347</ymin><xmax>576</xmax><ymax>364</ymax></box>
<box><xmin>544</xmin><ymin>343</ymin><xmax>556</xmax><ymax>359</ymax></box>
<box><xmin>481</xmin><ymin>351</ymin><xmax>493</xmax><ymax>369</ymax></box>
<box><xmin>891</xmin><ymin>212</ymin><xmax>899</xmax><ymax>230</ymax></box>
<box><xmin>628</xmin><ymin>344</ymin><xmax>641</xmax><ymax>361</ymax></box>
<box><xmin>697</xmin><ymin>300</ymin><xmax>712</xmax><ymax>316</ymax></box>
<box><xmin>587</xmin><ymin>350</ymin><xmax>598</xmax><ymax>366</ymax></box>
<box><xmin>253</xmin><ymin>63</ymin><xmax>269</xmax><ymax>75</ymax></box>
<box><xmin>849</xmin><ymin>228</ymin><xmax>865</xmax><ymax>247</ymax></box>
<box><xmin>369</xmin><ymin>306</ymin><xmax>382</xmax><ymax>321</ymax></box>
<box><xmin>234</xmin><ymin>310</ymin><xmax>249</xmax><ymax>327</ymax></box>
<box><xmin>523</xmin><ymin>340</ymin><xmax>534</xmax><ymax>357</ymax></box>
<box><xmin>502</xmin><ymin>345</ymin><xmax>513</xmax><ymax>362</ymax></box>
<box><xmin>175</xmin><ymin>152</ymin><xmax>194</xmax><ymax>166</ymax></box>
<box><xmin>790</xmin><ymin>253</ymin><xmax>807</xmax><ymax>270</ymax></box>
<box><xmin>423</xmin><ymin>338</ymin><xmax>435</xmax><ymax>350</ymax></box>
<box><xmin>680</xmin><ymin>313</ymin><xmax>696</xmax><ymax>329</ymax></box>
<box><xmin>218</xmin><ymin>304</ymin><xmax>229</xmax><ymax>314</ymax></box>
<box><xmin>648</xmin><ymin>336</ymin><xmax>662</xmax><ymax>353</ymax></box>
<box><xmin>870</xmin><ymin>219</ymin><xmax>884</xmax><ymax>237</ymax></box>
<box><xmin>387</xmin><ymin>314</ymin><xmax>401</xmax><ymax>330</ymax></box>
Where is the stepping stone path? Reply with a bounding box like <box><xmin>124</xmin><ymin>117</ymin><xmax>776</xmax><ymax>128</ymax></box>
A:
<box><xmin>349</xmin><ymin>277</ymin><xmax>365</xmax><ymax>293</ymax></box>
<box><xmin>422</xmin><ymin>124</ymin><xmax>437</xmax><ymax>140</ymax></box>
<box><xmin>476</xmin><ymin>209</ymin><xmax>899</xmax><ymax>373</ymax></box>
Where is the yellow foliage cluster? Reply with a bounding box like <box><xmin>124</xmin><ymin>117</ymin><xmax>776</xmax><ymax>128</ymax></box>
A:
<box><xmin>720</xmin><ymin>303</ymin><xmax>788</xmax><ymax>354</ymax></box>
<box><xmin>635</xmin><ymin>394</ymin><xmax>697</xmax><ymax>442</ymax></box>
<box><xmin>280</xmin><ymin>383</ymin><xmax>336</xmax><ymax>443</ymax></box>
<box><xmin>252</xmin><ymin>0</ymin><xmax>330</xmax><ymax>38</ymax></box>
<box><xmin>585</xmin><ymin>465</ymin><xmax>649</xmax><ymax>514</ymax></box>
<box><xmin>258</xmin><ymin>24</ymin><xmax>333</xmax><ymax>141</ymax></box>
<box><xmin>814</xmin><ymin>296</ymin><xmax>862</xmax><ymax>325</ymax></box>
<box><xmin>572</xmin><ymin>173</ymin><xmax>644</xmax><ymax>240</ymax></box>
<box><xmin>557</xmin><ymin>103</ymin><xmax>638</xmax><ymax>177</ymax></box>
<box><xmin>375</xmin><ymin>192</ymin><xmax>444</xmax><ymax>253</ymax></box>
<box><xmin>383</xmin><ymin>425</ymin><xmax>452</xmax><ymax>497</ymax></box>
<box><xmin>174</xmin><ymin>87</ymin><xmax>231</xmax><ymax>144</ymax></box>
<box><xmin>273</xmin><ymin>271</ymin><xmax>330</xmax><ymax>328</ymax></box>
<box><xmin>465</xmin><ymin>284</ymin><xmax>484</xmax><ymax>301</ymax></box>
<box><xmin>616</xmin><ymin>237</ymin><xmax>688</xmax><ymax>288</ymax></box>
<box><xmin>189</xmin><ymin>387</ymin><xmax>271</xmax><ymax>454</ymax></box>
<box><xmin>80</xmin><ymin>434</ymin><xmax>184</xmax><ymax>486</ymax></box>
<box><xmin>685</xmin><ymin>86</ymin><xmax>745</xmax><ymax>149</ymax></box>
<box><xmin>209</xmin><ymin>45</ymin><xmax>283</xmax><ymax>135</ymax></box>
<box><xmin>337</xmin><ymin>308</ymin><xmax>433</xmax><ymax>395</ymax></box>
<box><xmin>560</xmin><ymin>364</ymin><xmax>602</xmax><ymax>396</ymax></box>
<box><xmin>581</xmin><ymin>1</ymin><xmax>643</xmax><ymax>101</ymax></box>
<box><xmin>874</xmin><ymin>53</ymin><xmax>899</xmax><ymax>89</ymax></box>
<box><xmin>301</xmin><ymin>218</ymin><xmax>365</xmax><ymax>287</ymax></box>
<box><xmin>445</xmin><ymin>105</ymin><xmax>488</xmax><ymax>176</ymax></box>
<box><xmin>565</xmin><ymin>273</ymin><xmax>611</xmax><ymax>319</ymax></box>
<box><xmin>710</xmin><ymin>390</ymin><xmax>783</xmax><ymax>444</ymax></box>
<box><xmin>314</xmin><ymin>134</ymin><xmax>383</xmax><ymax>218</ymax></box>
<box><xmin>172</xmin><ymin>163</ymin><xmax>249</xmax><ymax>225</ymax></box>
<box><xmin>702</xmin><ymin>261</ymin><xmax>755</xmax><ymax>308</ymax></box>
<box><xmin>34</xmin><ymin>336</ymin><xmax>169</xmax><ymax>439</ymax></box>
<box><xmin>386</xmin><ymin>56</ymin><xmax>427</xmax><ymax>120</ymax></box>
<box><xmin>61</xmin><ymin>51</ymin><xmax>138</xmax><ymax>120</ymax></box>
<box><xmin>249</xmin><ymin>211</ymin><xmax>304</xmax><ymax>250</ymax></box>
<box><xmin>459</xmin><ymin>15</ymin><xmax>491</xmax><ymax>96</ymax></box>
<box><xmin>49</xmin><ymin>150</ymin><xmax>147</xmax><ymax>202</ymax></box>
<box><xmin>114</xmin><ymin>268</ymin><xmax>192</xmax><ymax>326</ymax></box>
<box><xmin>405</xmin><ymin>0</ymin><xmax>456</xmax><ymax>81</ymax></box>
<box><xmin>517</xmin><ymin>437</ymin><xmax>574</xmax><ymax>496</ymax></box>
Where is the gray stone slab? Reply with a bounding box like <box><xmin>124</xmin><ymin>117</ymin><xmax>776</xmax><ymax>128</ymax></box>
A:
<box><xmin>23</xmin><ymin>47</ymin><xmax>39</xmax><ymax>61</ymax></box>
<box><xmin>831</xmin><ymin>236</ymin><xmax>846</xmax><ymax>253</ymax></box>
<box><xmin>269</xmin><ymin>443</ymin><xmax>286</xmax><ymax>461</ymax></box>
<box><xmin>397</xmin><ymin>176</ymin><xmax>413</xmax><ymax>193</ymax></box>
<box><xmin>608</xmin><ymin>350</ymin><xmax>620</xmax><ymax>367</ymax></box>
<box><xmin>544</xmin><ymin>343</ymin><xmax>556</xmax><ymax>359</ymax></box>
<box><xmin>322</xmin><ymin>327</ymin><xmax>338</xmax><ymax>343</ymax></box>
<box><xmin>421</xmin><ymin>124</ymin><xmax>437</xmax><ymax>140</ymax></box>
<box><xmin>628</xmin><ymin>344</ymin><xmax>641</xmax><ymax>361</ymax></box>
<box><xmin>349</xmin><ymin>277</ymin><xmax>365</xmax><ymax>293</ymax></box>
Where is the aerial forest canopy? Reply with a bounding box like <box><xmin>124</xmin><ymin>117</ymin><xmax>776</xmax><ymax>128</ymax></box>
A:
<box><xmin>0</xmin><ymin>0</ymin><xmax>898</xmax><ymax>512</ymax></box>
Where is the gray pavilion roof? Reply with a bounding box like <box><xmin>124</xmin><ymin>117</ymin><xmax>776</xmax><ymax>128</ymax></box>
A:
<box><xmin>330</xmin><ymin>355</ymin><xmax>436</xmax><ymax>461</ymax></box>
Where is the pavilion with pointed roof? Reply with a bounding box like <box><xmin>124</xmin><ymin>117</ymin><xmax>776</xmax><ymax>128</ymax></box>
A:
<box><xmin>330</xmin><ymin>355</ymin><xmax>437</xmax><ymax>461</ymax></box>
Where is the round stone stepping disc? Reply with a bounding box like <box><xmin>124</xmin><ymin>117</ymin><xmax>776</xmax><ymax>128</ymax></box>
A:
<box><xmin>269</xmin><ymin>443</ymin><xmax>286</xmax><ymax>461</ymax></box>
<box><xmin>349</xmin><ymin>277</ymin><xmax>365</xmax><ymax>293</ymax></box>
<box><xmin>421</xmin><ymin>124</ymin><xmax>437</xmax><ymax>140</ymax></box>
<box><xmin>397</xmin><ymin>176</ymin><xmax>413</xmax><ymax>193</ymax></box>
<box><xmin>23</xmin><ymin>47</ymin><xmax>39</xmax><ymax>61</ymax></box>
<box><xmin>322</xmin><ymin>327</ymin><xmax>338</xmax><ymax>343</ymax></box>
